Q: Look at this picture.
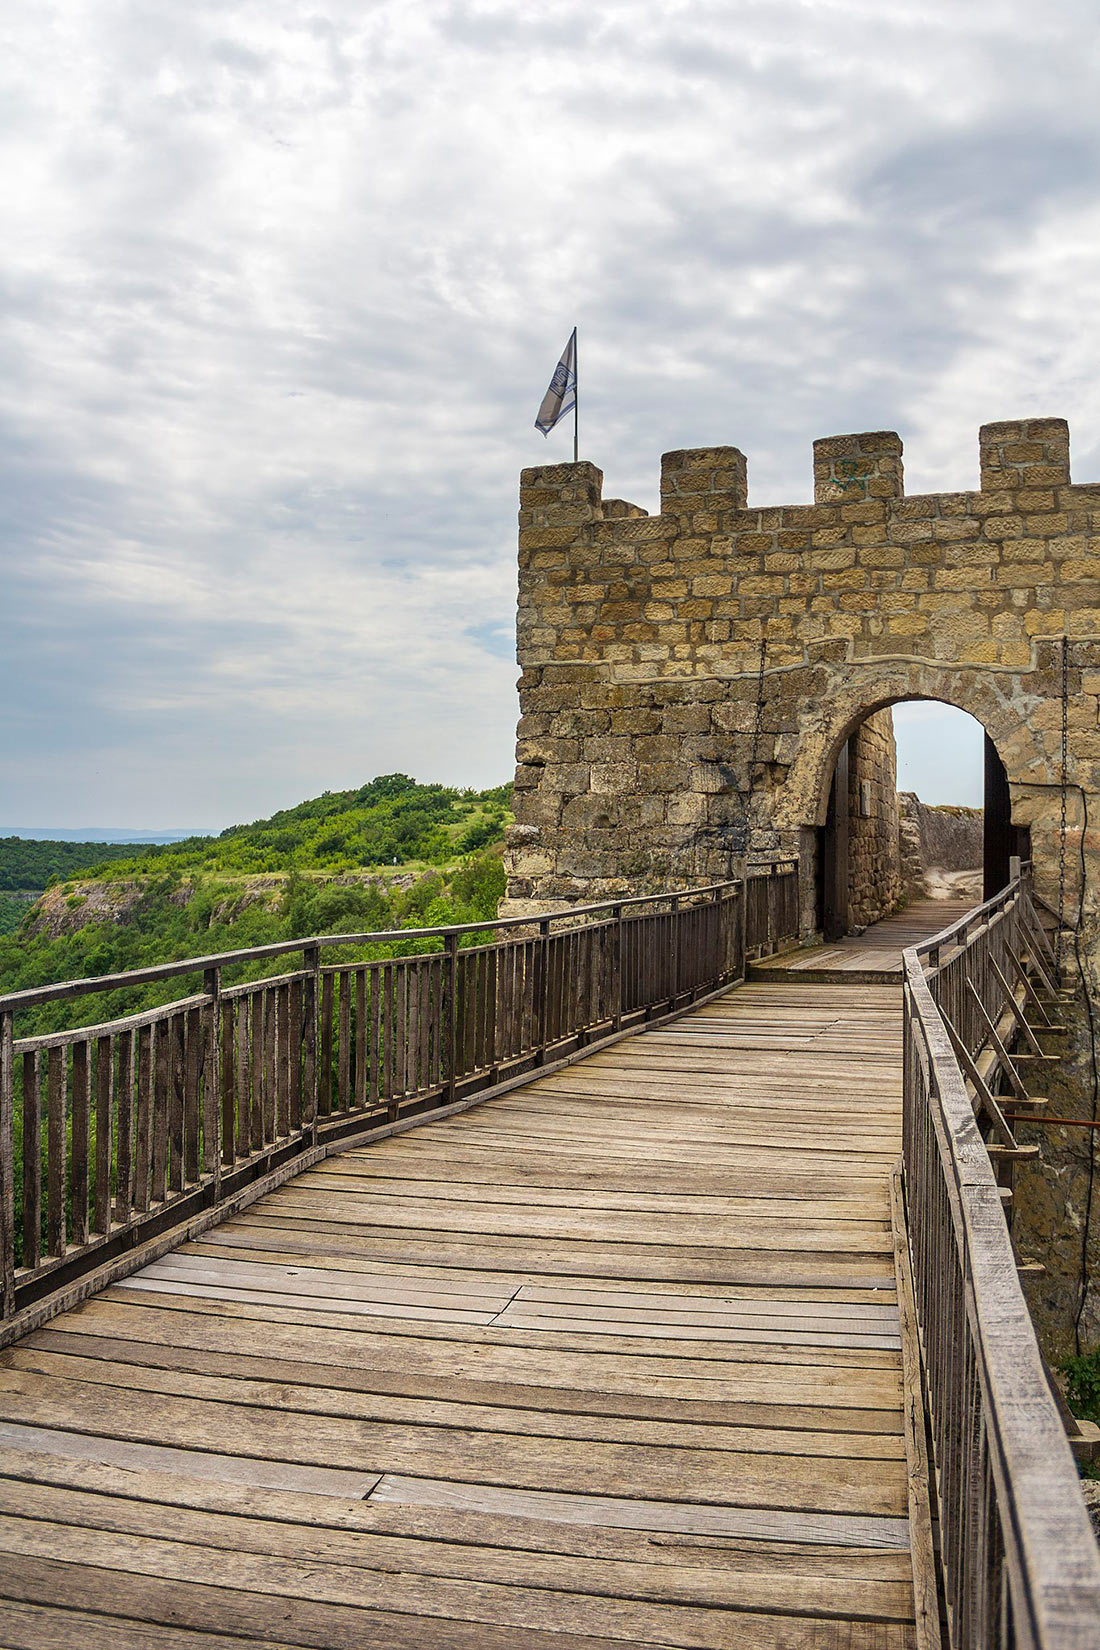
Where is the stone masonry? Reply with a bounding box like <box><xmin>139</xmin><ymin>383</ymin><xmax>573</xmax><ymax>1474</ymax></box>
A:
<box><xmin>846</xmin><ymin>708</ymin><xmax>901</xmax><ymax>931</ymax></box>
<box><xmin>503</xmin><ymin>418</ymin><xmax>1100</xmax><ymax>1347</ymax></box>
<box><xmin>504</xmin><ymin>419</ymin><xmax>1096</xmax><ymax>931</ymax></box>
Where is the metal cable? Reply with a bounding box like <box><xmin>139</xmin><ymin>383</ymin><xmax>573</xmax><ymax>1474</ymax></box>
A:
<box><xmin>1057</xmin><ymin>636</ymin><xmax>1068</xmax><ymax>983</ymax></box>
<box><xmin>745</xmin><ymin>635</ymin><xmax>769</xmax><ymax>855</ymax></box>
<box><xmin>729</xmin><ymin>635</ymin><xmax>768</xmax><ymax>862</ymax></box>
<box><xmin>747</xmin><ymin>635</ymin><xmax>768</xmax><ymax>807</ymax></box>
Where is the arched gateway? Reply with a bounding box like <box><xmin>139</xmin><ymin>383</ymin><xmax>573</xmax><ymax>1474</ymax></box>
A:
<box><xmin>503</xmin><ymin>419</ymin><xmax>1097</xmax><ymax>954</ymax></box>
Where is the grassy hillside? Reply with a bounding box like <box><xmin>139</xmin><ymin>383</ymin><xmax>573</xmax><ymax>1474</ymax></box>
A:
<box><xmin>73</xmin><ymin>773</ymin><xmax>511</xmax><ymax>880</ymax></box>
<box><xmin>0</xmin><ymin>775</ymin><xmax>512</xmax><ymax>1036</ymax></box>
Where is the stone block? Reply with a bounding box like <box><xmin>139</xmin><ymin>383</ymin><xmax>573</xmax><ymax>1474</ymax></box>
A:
<box><xmin>660</xmin><ymin>447</ymin><xmax>748</xmax><ymax>520</ymax></box>
<box><xmin>980</xmin><ymin>419</ymin><xmax>1070</xmax><ymax>491</ymax></box>
<box><xmin>814</xmin><ymin>431</ymin><xmax>904</xmax><ymax>505</ymax></box>
<box><xmin>589</xmin><ymin>762</ymin><xmax>637</xmax><ymax>794</ymax></box>
<box><xmin>933</xmin><ymin>517</ymin><xmax>982</xmax><ymax>543</ymax></box>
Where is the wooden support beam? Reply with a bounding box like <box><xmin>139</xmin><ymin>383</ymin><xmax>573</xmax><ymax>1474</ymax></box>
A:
<box><xmin>1019</xmin><ymin>925</ymin><xmax>1068</xmax><ymax>1002</ymax></box>
<box><xmin>965</xmin><ymin>978</ymin><xmax>1030</xmax><ymax>1104</ymax></box>
<box><xmin>987</xmin><ymin>954</ymin><xmax>1045</xmax><ymax>1057</ymax></box>
<box><xmin>1006</xmin><ymin>947</ymin><xmax>1064</xmax><ymax>1031</ymax></box>
<box><xmin>941</xmin><ymin>1012</ymin><xmax>1018</xmax><ymax>1148</ymax></box>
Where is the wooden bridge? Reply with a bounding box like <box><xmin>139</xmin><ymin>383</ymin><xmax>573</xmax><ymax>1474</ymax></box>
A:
<box><xmin>0</xmin><ymin>870</ymin><xmax>1098</xmax><ymax>1647</ymax></box>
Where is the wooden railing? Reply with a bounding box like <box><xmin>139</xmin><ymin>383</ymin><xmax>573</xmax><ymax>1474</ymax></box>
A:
<box><xmin>902</xmin><ymin>876</ymin><xmax>1100</xmax><ymax>1648</ymax></box>
<box><xmin>0</xmin><ymin>863</ymin><xmax>799</xmax><ymax>1326</ymax></box>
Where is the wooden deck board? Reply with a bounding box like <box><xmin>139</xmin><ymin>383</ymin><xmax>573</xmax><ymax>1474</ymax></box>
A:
<box><xmin>749</xmin><ymin>899</ymin><xmax>973</xmax><ymax>980</ymax></box>
<box><xmin>0</xmin><ymin>974</ymin><xmax>924</xmax><ymax>1646</ymax></box>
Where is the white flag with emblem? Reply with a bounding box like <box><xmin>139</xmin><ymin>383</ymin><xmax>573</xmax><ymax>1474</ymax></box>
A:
<box><xmin>534</xmin><ymin>329</ymin><xmax>577</xmax><ymax>436</ymax></box>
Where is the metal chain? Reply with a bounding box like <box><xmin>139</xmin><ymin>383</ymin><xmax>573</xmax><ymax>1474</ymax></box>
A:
<box><xmin>748</xmin><ymin>634</ymin><xmax>768</xmax><ymax>797</ymax></box>
<box><xmin>1056</xmin><ymin>635</ymin><xmax>1068</xmax><ymax>981</ymax></box>
<box><xmin>746</xmin><ymin>635</ymin><xmax>768</xmax><ymax>853</ymax></box>
<box><xmin>731</xmin><ymin>635</ymin><xmax>768</xmax><ymax>861</ymax></box>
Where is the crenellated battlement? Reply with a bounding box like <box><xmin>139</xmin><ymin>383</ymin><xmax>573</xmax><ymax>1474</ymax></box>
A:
<box><xmin>813</xmin><ymin>431</ymin><xmax>903</xmax><ymax>503</ymax></box>
<box><xmin>520</xmin><ymin>417</ymin><xmax>1076</xmax><ymax>528</ymax></box>
<box><xmin>517</xmin><ymin>418</ymin><xmax>1097</xmax><ymax>680</ymax></box>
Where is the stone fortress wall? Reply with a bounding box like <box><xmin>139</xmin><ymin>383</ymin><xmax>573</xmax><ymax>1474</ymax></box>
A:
<box><xmin>504</xmin><ymin>417</ymin><xmax>1097</xmax><ymax>935</ymax></box>
<box><xmin>846</xmin><ymin>708</ymin><xmax>902</xmax><ymax>930</ymax></box>
<box><xmin>898</xmin><ymin>793</ymin><xmax>983</xmax><ymax>899</ymax></box>
<box><xmin>503</xmin><ymin>417</ymin><xmax>1100</xmax><ymax>1348</ymax></box>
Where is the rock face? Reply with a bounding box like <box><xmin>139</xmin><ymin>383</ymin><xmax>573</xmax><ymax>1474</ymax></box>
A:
<box><xmin>898</xmin><ymin>793</ymin><xmax>983</xmax><ymax>899</ymax></box>
<box><xmin>26</xmin><ymin>879</ymin><xmax>194</xmax><ymax>939</ymax></box>
<box><xmin>24</xmin><ymin>870</ymin><xmax>403</xmax><ymax>939</ymax></box>
<box><xmin>1014</xmin><ymin>992</ymin><xmax>1100</xmax><ymax>1358</ymax></box>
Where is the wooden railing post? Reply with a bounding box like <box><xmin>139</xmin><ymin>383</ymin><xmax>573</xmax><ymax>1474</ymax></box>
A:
<box><xmin>204</xmin><ymin>966</ymin><xmax>222</xmax><ymax>1199</ymax></box>
<box><xmin>535</xmin><ymin>917</ymin><xmax>551</xmax><ymax>1064</ymax></box>
<box><xmin>303</xmin><ymin>946</ymin><xmax>320</xmax><ymax>1145</ymax></box>
<box><xmin>612</xmin><ymin>906</ymin><xmax>623</xmax><ymax>1030</ymax></box>
<box><xmin>737</xmin><ymin>874</ymin><xmax>747</xmax><ymax>979</ymax></box>
<box><xmin>670</xmin><ymin>895</ymin><xmax>681</xmax><ymax>1008</ymax></box>
<box><xmin>486</xmin><ymin>941</ymin><xmax>499</xmax><ymax>1084</ymax></box>
<box><xmin>445</xmin><ymin>931</ymin><xmax>460</xmax><ymax>1103</ymax></box>
<box><xmin>0</xmin><ymin>1011</ymin><xmax>14</xmax><ymax>1318</ymax></box>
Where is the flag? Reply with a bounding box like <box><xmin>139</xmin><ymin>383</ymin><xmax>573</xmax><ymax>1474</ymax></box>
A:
<box><xmin>535</xmin><ymin>329</ymin><xmax>577</xmax><ymax>437</ymax></box>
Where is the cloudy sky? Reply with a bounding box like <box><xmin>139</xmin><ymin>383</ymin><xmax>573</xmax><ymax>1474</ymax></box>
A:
<box><xmin>3</xmin><ymin>0</ymin><xmax>1099</xmax><ymax>830</ymax></box>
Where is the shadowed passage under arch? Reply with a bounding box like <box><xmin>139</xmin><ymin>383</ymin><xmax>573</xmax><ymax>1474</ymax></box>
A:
<box><xmin>817</xmin><ymin>699</ymin><xmax>1028</xmax><ymax>943</ymax></box>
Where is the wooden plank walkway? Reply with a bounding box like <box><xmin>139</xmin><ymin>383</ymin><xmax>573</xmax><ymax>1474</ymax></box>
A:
<box><xmin>751</xmin><ymin>899</ymin><xmax>973</xmax><ymax>981</ymax></box>
<box><xmin>0</xmin><ymin>977</ymin><xmax>922</xmax><ymax>1648</ymax></box>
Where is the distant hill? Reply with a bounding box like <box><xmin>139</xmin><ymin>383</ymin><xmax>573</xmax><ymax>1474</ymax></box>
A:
<box><xmin>72</xmin><ymin>772</ymin><xmax>513</xmax><ymax>880</ymax></box>
<box><xmin>0</xmin><ymin>827</ymin><xmax>212</xmax><ymax>843</ymax></box>
<box><xmin>0</xmin><ymin>836</ymin><xmax>160</xmax><ymax>891</ymax></box>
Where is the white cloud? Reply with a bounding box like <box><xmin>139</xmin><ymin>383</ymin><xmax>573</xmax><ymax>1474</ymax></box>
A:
<box><xmin>2</xmin><ymin>0</ymin><xmax>1098</xmax><ymax>825</ymax></box>
<box><xmin>893</xmin><ymin>702</ymin><xmax>985</xmax><ymax>807</ymax></box>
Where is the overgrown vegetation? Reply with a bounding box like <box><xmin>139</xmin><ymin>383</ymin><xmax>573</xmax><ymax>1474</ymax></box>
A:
<box><xmin>1061</xmin><ymin>1348</ymin><xmax>1100</xmax><ymax>1480</ymax></box>
<box><xmin>1063</xmin><ymin>1349</ymin><xmax>1100</xmax><ymax>1425</ymax></box>
<box><xmin>55</xmin><ymin>773</ymin><xmax>513</xmax><ymax>880</ymax></box>
<box><xmin>0</xmin><ymin>836</ymin><xmax>150</xmax><ymax>891</ymax></box>
<box><xmin>0</xmin><ymin>893</ymin><xmax>36</xmax><ymax>937</ymax></box>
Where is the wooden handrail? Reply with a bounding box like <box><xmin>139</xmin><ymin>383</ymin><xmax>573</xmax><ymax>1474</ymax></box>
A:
<box><xmin>902</xmin><ymin>878</ymin><xmax>1100</xmax><ymax>1647</ymax></box>
<box><xmin>0</xmin><ymin>870</ymin><xmax>796</xmax><ymax>1015</ymax></box>
<box><xmin>0</xmin><ymin>868</ymin><xmax>802</xmax><ymax>1327</ymax></box>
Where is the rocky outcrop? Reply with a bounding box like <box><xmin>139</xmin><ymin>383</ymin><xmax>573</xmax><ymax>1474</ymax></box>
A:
<box><xmin>24</xmin><ymin>868</ymin><xmax>416</xmax><ymax>939</ymax></box>
<box><xmin>898</xmin><ymin>793</ymin><xmax>982</xmax><ymax>899</ymax></box>
<box><xmin>25</xmin><ymin>878</ymin><xmax>195</xmax><ymax>939</ymax></box>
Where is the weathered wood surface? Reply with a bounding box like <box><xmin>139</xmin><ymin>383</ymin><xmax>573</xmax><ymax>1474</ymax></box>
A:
<box><xmin>751</xmin><ymin>901</ymin><xmax>975</xmax><ymax>980</ymax></box>
<box><xmin>904</xmin><ymin>880</ymin><xmax>1100</xmax><ymax>1646</ymax></box>
<box><xmin>0</xmin><ymin>978</ymin><xmax>919</xmax><ymax>1647</ymax></box>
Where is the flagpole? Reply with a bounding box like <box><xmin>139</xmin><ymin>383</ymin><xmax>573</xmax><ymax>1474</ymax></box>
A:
<box><xmin>572</xmin><ymin>326</ymin><xmax>578</xmax><ymax>463</ymax></box>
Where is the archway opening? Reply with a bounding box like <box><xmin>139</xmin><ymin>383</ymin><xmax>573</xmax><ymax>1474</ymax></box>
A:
<box><xmin>816</xmin><ymin>701</ymin><xmax>1030</xmax><ymax>942</ymax></box>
